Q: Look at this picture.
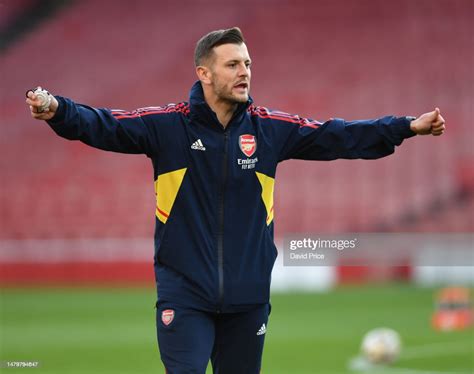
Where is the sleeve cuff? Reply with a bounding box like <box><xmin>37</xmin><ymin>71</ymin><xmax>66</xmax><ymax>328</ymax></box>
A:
<box><xmin>398</xmin><ymin>116</ymin><xmax>417</xmax><ymax>138</ymax></box>
<box><xmin>46</xmin><ymin>96</ymin><xmax>67</xmax><ymax>127</ymax></box>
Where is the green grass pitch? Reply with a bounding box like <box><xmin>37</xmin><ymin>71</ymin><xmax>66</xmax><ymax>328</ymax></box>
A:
<box><xmin>1</xmin><ymin>284</ymin><xmax>472</xmax><ymax>373</ymax></box>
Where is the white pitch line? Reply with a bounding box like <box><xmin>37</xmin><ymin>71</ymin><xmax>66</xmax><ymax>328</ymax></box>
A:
<box><xmin>400</xmin><ymin>340</ymin><xmax>473</xmax><ymax>359</ymax></box>
<box><xmin>383</xmin><ymin>367</ymin><xmax>472</xmax><ymax>374</ymax></box>
<box><xmin>348</xmin><ymin>340</ymin><xmax>473</xmax><ymax>374</ymax></box>
<box><xmin>349</xmin><ymin>356</ymin><xmax>472</xmax><ymax>374</ymax></box>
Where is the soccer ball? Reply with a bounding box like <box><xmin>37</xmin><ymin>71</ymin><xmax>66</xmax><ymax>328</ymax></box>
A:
<box><xmin>361</xmin><ymin>328</ymin><xmax>401</xmax><ymax>364</ymax></box>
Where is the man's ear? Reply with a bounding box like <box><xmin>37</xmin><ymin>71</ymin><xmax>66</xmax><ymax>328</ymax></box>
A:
<box><xmin>196</xmin><ymin>65</ymin><xmax>212</xmax><ymax>85</ymax></box>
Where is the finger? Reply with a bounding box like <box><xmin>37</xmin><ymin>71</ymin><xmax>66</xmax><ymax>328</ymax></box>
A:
<box><xmin>431</xmin><ymin>113</ymin><xmax>445</xmax><ymax>127</ymax></box>
<box><xmin>30</xmin><ymin>104</ymin><xmax>46</xmax><ymax>114</ymax></box>
<box><xmin>31</xmin><ymin>111</ymin><xmax>48</xmax><ymax>120</ymax></box>
<box><xmin>29</xmin><ymin>105</ymin><xmax>40</xmax><ymax>114</ymax></box>
<box><xmin>26</xmin><ymin>99</ymin><xmax>44</xmax><ymax>108</ymax></box>
<box><xmin>26</xmin><ymin>98</ymin><xmax>46</xmax><ymax>111</ymax></box>
<box><xmin>432</xmin><ymin>124</ymin><xmax>446</xmax><ymax>133</ymax></box>
<box><xmin>432</xmin><ymin>119</ymin><xmax>445</xmax><ymax>129</ymax></box>
<box><xmin>426</xmin><ymin>107</ymin><xmax>439</xmax><ymax>120</ymax></box>
<box><xmin>26</xmin><ymin>86</ymin><xmax>42</xmax><ymax>99</ymax></box>
<box><xmin>26</xmin><ymin>95</ymin><xmax>46</xmax><ymax>105</ymax></box>
<box><xmin>431</xmin><ymin>128</ymin><xmax>444</xmax><ymax>136</ymax></box>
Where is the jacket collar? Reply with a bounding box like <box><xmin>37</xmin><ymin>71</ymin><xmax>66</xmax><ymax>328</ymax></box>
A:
<box><xmin>189</xmin><ymin>81</ymin><xmax>253</xmax><ymax>130</ymax></box>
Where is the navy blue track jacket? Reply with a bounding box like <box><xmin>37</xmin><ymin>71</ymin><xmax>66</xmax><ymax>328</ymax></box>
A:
<box><xmin>47</xmin><ymin>81</ymin><xmax>416</xmax><ymax>312</ymax></box>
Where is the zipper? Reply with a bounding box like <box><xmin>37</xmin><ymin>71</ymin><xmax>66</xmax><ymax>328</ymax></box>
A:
<box><xmin>215</xmin><ymin>106</ymin><xmax>246</xmax><ymax>311</ymax></box>
<box><xmin>217</xmin><ymin>130</ymin><xmax>229</xmax><ymax>310</ymax></box>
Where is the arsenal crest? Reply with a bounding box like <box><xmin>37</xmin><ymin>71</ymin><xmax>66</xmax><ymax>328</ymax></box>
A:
<box><xmin>239</xmin><ymin>134</ymin><xmax>257</xmax><ymax>157</ymax></box>
<box><xmin>161</xmin><ymin>309</ymin><xmax>175</xmax><ymax>326</ymax></box>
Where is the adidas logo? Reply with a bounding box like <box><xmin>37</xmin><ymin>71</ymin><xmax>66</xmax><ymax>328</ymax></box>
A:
<box><xmin>256</xmin><ymin>323</ymin><xmax>266</xmax><ymax>336</ymax></box>
<box><xmin>191</xmin><ymin>139</ymin><xmax>206</xmax><ymax>151</ymax></box>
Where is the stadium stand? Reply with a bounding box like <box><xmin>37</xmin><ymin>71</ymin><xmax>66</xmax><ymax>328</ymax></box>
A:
<box><xmin>0</xmin><ymin>0</ymin><xmax>37</xmax><ymax>31</ymax></box>
<box><xmin>1</xmin><ymin>0</ymin><xmax>472</xmax><ymax>284</ymax></box>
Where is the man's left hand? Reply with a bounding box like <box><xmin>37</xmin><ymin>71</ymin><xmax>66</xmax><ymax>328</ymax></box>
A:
<box><xmin>410</xmin><ymin>108</ymin><xmax>446</xmax><ymax>136</ymax></box>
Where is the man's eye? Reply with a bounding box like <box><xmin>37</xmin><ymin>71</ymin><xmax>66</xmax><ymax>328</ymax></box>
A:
<box><xmin>229</xmin><ymin>64</ymin><xmax>236</xmax><ymax>68</ymax></box>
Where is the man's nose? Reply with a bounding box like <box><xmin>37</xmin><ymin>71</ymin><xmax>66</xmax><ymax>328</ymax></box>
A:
<box><xmin>238</xmin><ymin>64</ymin><xmax>249</xmax><ymax>76</ymax></box>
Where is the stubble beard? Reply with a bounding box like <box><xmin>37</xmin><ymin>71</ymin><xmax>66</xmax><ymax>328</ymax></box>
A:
<box><xmin>212</xmin><ymin>80</ymin><xmax>249</xmax><ymax>105</ymax></box>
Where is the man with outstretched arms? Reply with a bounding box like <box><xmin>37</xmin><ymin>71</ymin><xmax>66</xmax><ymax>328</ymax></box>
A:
<box><xmin>26</xmin><ymin>27</ymin><xmax>445</xmax><ymax>374</ymax></box>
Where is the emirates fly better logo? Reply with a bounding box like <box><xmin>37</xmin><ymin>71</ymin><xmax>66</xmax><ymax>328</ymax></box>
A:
<box><xmin>239</xmin><ymin>134</ymin><xmax>257</xmax><ymax>157</ymax></box>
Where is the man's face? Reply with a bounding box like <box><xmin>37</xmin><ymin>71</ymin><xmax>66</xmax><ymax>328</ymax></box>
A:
<box><xmin>207</xmin><ymin>43</ymin><xmax>252</xmax><ymax>104</ymax></box>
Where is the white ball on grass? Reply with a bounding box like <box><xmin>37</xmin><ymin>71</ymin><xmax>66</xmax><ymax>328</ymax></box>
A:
<box><xmin>361</xmin><ymin>327</ymin><xmax>401</xmax><ymax>364</ymax></box>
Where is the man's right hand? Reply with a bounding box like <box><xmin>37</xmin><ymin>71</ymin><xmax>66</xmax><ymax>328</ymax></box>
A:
<box><xmin>26</xmin><ymin>87</ymin><xmax>59</xmax><ymax>121</ymax></box>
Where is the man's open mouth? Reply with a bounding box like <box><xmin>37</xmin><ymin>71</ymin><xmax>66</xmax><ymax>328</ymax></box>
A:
<box><xmin>234</xmin><ymin>83</ymin><xmax>248</xmax><ymax>89</ymax></box>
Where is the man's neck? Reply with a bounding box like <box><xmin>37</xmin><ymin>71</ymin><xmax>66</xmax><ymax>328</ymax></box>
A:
<box><xmin>204</xmin><ymin>92</ymin><xmax>238</xmax><ymax>129</ymax></box>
